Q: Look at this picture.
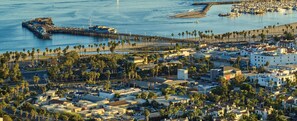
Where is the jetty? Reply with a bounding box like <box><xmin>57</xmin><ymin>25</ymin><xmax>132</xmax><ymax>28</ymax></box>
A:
<box><xmin>173</xmin><ymin>0</ymin><xmax>250</xmax><ymax>18</ymax></box>
<box><xmin>22</xmin><ymin>18</ymin><xmax>189</xmax><ymax>43</ymax></box>
<box><xmin>192</xmin><ymin>1</ymin><xmax>247</xmax><ymax>6</ymax></box>
<box><xmin>173</xmin><ymin>3</ymin><xmax>212</xmax><ymax>18</ymax></box>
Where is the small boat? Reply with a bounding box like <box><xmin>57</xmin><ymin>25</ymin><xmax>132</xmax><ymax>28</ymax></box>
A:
<box><xmin>218</xmin><ymin>13</ymin><xmax>230</xmax><ymax>17</ymax></box>
<box><xmin>194</xmin><ymin>20</ymin><xmax>199</xmax><ymax>24</ymax></box>
<box><xmin>188</xmin><ymin>9</ymin><xmax>195</xmax><ymax>12</ymax></box>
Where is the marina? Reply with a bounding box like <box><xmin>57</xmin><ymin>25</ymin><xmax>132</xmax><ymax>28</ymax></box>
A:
<box><xmin>231</xmin><ymin>1</ymin><xmax>297</xmax><ymax>15</ymax></box>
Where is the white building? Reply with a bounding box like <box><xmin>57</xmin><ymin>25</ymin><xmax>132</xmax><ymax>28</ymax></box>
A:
<box><xmin>255</xmin><ymin>107</ymin><xmax>273</xmax><ymax>120</ymax></box>
<box><xmin>193</xmin><ymin>52</ymin><xmax>211</xmax><ymax>59</ymax></box>
<box><xmin>250</xmin><ymin>48</ymin><xmax>297</xmax><ymax>67</ymax></box>
<box><xmin>248</xmin><ymin>70</ymin><xmax>296</xmax><ymax>87</ymax></box>
<box><xmin>113</xmin><ymin>88</ymin><xmax>141</xmax><ymax>96</ymax></box>
<box><xmin>99</xmin><ymin>88</ymin><xmax>141</xmax><ymax>99</ymax></box>
<box><xmin>276</xmin><ymin>40</ymin><xmax>297</xmax><ymax>49</ymax></box>
<box><xmin>177</xmin><ymin>69</ymin><xmax>188</xmax><ymax>80</ymax></box>
<box><xmin>99</xmin><ymin>91</ymin><xmax>115</xmax><ymax>99</ymax></box>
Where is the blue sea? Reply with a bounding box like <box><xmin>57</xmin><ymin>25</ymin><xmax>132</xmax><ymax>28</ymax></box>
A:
<box><xmin>0</xmin><ymin>0</ymin><xmax>297</xmax><ymax>52</ymax></box>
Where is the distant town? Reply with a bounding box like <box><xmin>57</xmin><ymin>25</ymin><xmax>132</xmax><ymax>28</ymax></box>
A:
<box><xmin>1</xmin><ymin>0</ymin><xmax>297</xmax><ymax>121</ymax></box>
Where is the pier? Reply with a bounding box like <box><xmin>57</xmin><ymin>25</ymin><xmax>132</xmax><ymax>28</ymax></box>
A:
<box><xmin>22</xmin><ymin>18</ymin><xmax>190</xmax><ymax>43</ymax></box>
<box><xmin>23</xmin><ymin>17</ymin><xmax>287</xmax><ymax>45</ymax></box>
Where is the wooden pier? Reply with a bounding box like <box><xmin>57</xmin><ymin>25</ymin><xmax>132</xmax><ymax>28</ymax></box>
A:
<box><xmin>22</xmin><ymin>18</ymin><xmax>192</xmax><ymax>43</ymax></box>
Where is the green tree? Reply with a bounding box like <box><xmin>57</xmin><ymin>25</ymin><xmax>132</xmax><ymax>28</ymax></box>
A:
<box><xmin>54</xmin><ymin>112</ymin><xmax>60</xmax><ymax>121</ymax></box>
<box><xmin>218</xmin><ymin>76</ymin><xmax>228</xmax><ymax>87</ymax></box>
<box><xmin>148</xmin><ymin>92</ymin><xmax>157</xmax><ymax>99</ymax></box>
<box><xmin>104</xmin><ymin>81</ymin><xmax>111</xmax><ymax>91</ymax></box>
<box><xmin>61</xmin><ymin>115</ymin><xmax>69</xmax><ymax>121</ymax></box>
<box><xmin>234</xmin><ymin>74</ymin><xmax>246</xmax><ymax>85</ymax></box>
<box><xmin>33</xmin><ymin>76</ymin><xmax>40</xmax><ymax>87</ymax></box>
<box><xmin>265</xmin><ymin>61</ymin><xmax>270</xmax><ymax>66</ymax></box>
<box><xmin>31</xmin><ymin>109</ymin><xmax>37</xmax><ymax>119</ymax></box>
<box><xmin>11</xmin><ymin>106</ymin><xmax>17</xmax><ymax>115</ymax></box>
<box><xmin>105</xmin><ymin>70</ymin><xmax>111</xmax><ymax>81</ymax></box>
<box><xmin>144</xmin><ymin>109</ymin><xmax>150</xmax><ymax>121</ymax></box>
<box><xmin>3</xmin><ymin>115</ymin><xmax>13</xmax><ymax>121</ymax></box>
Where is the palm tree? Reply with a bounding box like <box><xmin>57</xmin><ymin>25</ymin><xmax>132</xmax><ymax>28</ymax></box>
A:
<box><xmin>54</xmin><ymin>113</ymin><xmax>59</xmax><ymax>121</ymax></box>
<box><xmin>252</xmin><ymin>34</ymin><xmax>256</xmax><ymax>42</ymax></box>
<box><xmin>37</xmin><ymin>49</ymin><xmax>40</xmax><ymax>63</ymax></box>
<box><xmin>105</xmin><ymin>70</ymin><xmax>111</xmax><ymax>81</ymax></box>
<box><xmin>286</xmin><ymin>78</ymin><xmax>292</xmax><ymax>89</ymax></box>
<box><xmin>104</xmin><ymin>81</ymin><xmax>111</xmax><ymax>91</ymax></box>
<box><xmin>33</xmin><ymin>76</ymin><xmax>40</xmax><ymax>87</ymax></box>
<box><xmin>11</xmin><ymin>106</ymin><xmax>16</xmax><ymax>115</ymax></box>
<box><xmin>144</xmin><ymin>109</ymin><xmax>150</xmax><ymax>121</ymax></box>
<box><xmin>96</xmin><ymin>48</ymin><xmax>100</xmax><ymax>54</ymax></box>
<box><xmin>182</xmin><ymin>32</ymin><xmax>185</xmax><ymax>38</ymax></box>
<box><xmin>20</xmin><ymin>110</ymin><xmax>23</xmax><ymax>117</ymax></box>
<box><xmin>269</xmin><ymin>80</ymin><xmax>274</xmax><ymax>92</ymax></box>
<box><xmin>31</xmin><ymin>109</ymin><xmax>37</xmax><ymax>119</ymax></box>
<box><xmin>45</xmin><ymin>47</ymin><xmax>49</xmax><ymax>54</ymax></box>
<box><xmin>61</xmin><ymin>115</ymin><xmax>69</xmax><ymax>121</ymax></box>
<box><xmin>25</xmin><ymin>112</ymin><xmax>29</xmax><ymax>119</ymax></box>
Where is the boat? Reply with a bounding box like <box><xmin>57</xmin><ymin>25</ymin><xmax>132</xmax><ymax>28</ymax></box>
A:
<box><xmin>218</xmin><ymin>13</ymin><xmax>230</xmax><ymax>17</ymax></box>
<box><xmin>276</xmin><ymin>8</ymin><xmax>286</xmax><ymax>13</ymax></box>
<box><xmin>283</xmin><ymin>6</ymin><xmax>293</xmax><ymax>10</ymax></box>
<box><xmin>255</xmin><ymin>10</ymin><xmax>265</xmax><ymax>14</ymax></box>
<box><xmin>188</xmin><ymin>9</ymin><xmax>195</xmax><ymax>12</ymax></box>
<box><xmin>218</xmin><ymin>12</ymin><xmax>240</xmax><ymax>18</ymax></box>
<box><xmin>89</xmin><ymin>25</ymin><xmax>117</xmax><ymax>34</ymax></box>
<box><xmin>228</xmin><ymin>12</ymin><xmax>241</xmax><ymax>17</ymax></box>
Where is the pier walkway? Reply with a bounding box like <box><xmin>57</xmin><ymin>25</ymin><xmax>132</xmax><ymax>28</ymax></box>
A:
<box><xmin>22</xmin><ymin>18</ymin><xmax>192</xmax><ymax>43</ymax></box>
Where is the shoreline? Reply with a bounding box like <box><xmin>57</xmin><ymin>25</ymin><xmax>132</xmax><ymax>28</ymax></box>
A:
<box><xmin>188</xmin><ymin>22</ymin><xmax>297</xmax><ymax>43</ymax></box>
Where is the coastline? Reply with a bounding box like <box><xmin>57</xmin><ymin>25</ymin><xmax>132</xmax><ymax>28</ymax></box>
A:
<box><xmin>188</xmin><ymin>22</ymin><xmax>297</xmax><ymax>43</ymax></box>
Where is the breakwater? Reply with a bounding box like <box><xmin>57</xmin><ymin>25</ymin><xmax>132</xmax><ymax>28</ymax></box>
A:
<box><xmin>173</xmin><ymin>0</ymin><xmax>249</xmax><ymax>18</ymax></box>
<box><xmin>192</xmin><ymin>1</ymin><xmax>246</xmax><ymax>5</ymax></box>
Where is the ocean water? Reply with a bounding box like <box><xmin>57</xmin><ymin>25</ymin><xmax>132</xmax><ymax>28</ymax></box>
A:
<box><xmin>0</xmin><ymin>0</ymin><xmax>297</xmax><ymax>52</ymax></box>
